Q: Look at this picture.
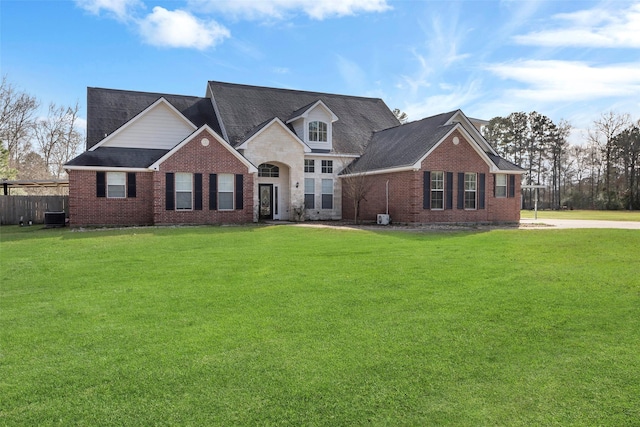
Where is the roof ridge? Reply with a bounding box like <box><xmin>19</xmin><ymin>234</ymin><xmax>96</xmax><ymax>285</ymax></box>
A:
<box><xmin>207</xmin><ymin>81</ymin><xmax>386</xmax><ymax>102</ymax></box>
<box><xmin>88</xmin><ymin>87</ymin><xmax>205</xmax><ymax>100</ymax></box>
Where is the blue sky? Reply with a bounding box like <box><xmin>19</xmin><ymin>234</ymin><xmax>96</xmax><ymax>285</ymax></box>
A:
<box><xmin>2</xmin><ymin>0</ymin><xmax>640</xmax><ymax>144</ymax></box>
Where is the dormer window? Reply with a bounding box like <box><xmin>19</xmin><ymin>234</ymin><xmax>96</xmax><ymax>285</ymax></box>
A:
<box><xmin>309</xmin><ymin>121</ymin><xmax>328</xmax><ymax>142</ymax></box>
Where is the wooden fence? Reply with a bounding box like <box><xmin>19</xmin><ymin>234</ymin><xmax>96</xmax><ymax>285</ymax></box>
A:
<box><xmin>0</xmin><ymin>196</ymin><xmax>69</xmax><ymax>225</ymax></box>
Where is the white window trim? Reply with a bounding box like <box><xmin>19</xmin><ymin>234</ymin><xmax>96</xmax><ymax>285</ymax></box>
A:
<box><xmin>464</xmin><ymin>172</ymin><xmax>477</xmax><ymax>210</ymax></box>
<box><xmin>431</xmin><ymin>171</ymin><xmax>444</xmax><ymax>210</ymax></box>
<box><xmin>321</xmin><ymin>178</ymin><xmax>333</xmax><ymax>210</ymax></box>
<box><xmin>175</xmin><ymin>172</ymin><xmax>193</xmax><ymax>211</ymax></box>
<box><xmin>321</xmin><ymin>160</ymin><xmax>333</xmax><ymax>174</ymax></box>
<box><xmin>495</xmin><ymin>173</ymin><xmax>507</xmax><ymax>198</ymax></box>
<box><xmin>218</xmin><ymin>173</ymin><xmax>235</xmax><ymax>211</ymax></box>
<box><xmin>107</xmin><ymin>172</ymin><xmax>126</xmax><ymax>199</ymax></box>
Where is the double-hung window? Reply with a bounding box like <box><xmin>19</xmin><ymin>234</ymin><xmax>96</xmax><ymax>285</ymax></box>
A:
<box><xmin>175</xmin><ymin>173</ymin><xmax>193</xmax><ymax>210</ymax></box>
<box><xmin>309</xmin><ymin>121</ymin><xmax>327</xmax><ymax>142</ymax></box>
<box><xmin>304</xmin><ymin>178</ymin><xmax>315</xmax><ymax>209</ymax></box>
<box><xmin>495</xmin><ymin>174</ymin><xmax>507</xmax><ymax>198</ymax></box>
<box><xmin>431</xmin><ymin>171</ymin><xmax>444</xmax><ymax>210</ymax></box>
<box><xmin>321</xmin><ymin>179</ymin><xmax>333</xmax><ymax>209</ymax></box>
<box><xmin>321</xmin><ymin>160</ymin><xmax>333</xmax><ymax>174</ymax></box>
<box><xmin>107</xmin><ymin>172</ymin><xmax>126</xmax><ymax>198</ymax></box>
<box><xmin>464</xmin><ymin>173</ymin><xmax>477</xmax><ymax>210</ymax></box>
<box><xmin>218</xmin><ymin>174</ymin><xmax>234</xmax><ymax>210</ymax></box>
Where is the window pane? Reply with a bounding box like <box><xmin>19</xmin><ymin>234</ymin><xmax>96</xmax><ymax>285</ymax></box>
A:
<box><xmin>318</xmin><ymin>122</ymin><xmax>327</xmax><ymax>142</ymax></box>
<box><xmin>431</xmin><ymin>191</ymin><xmax>444</xmax><ymax>209</ymax></box>
<box><xmin>322</xmin><ymin>160</ymin><xmax>333</xmax><ymax>173</ymax></box>
<box><xmin>305</xmin><ymin>194</ymin><xmax>315</xmax><ymax>209</ymax></box>
<box><xmin>175</xmin><ymin>173</ymin><xmax>192</xmax><ymax>191</ymax></box>
<box><xmin>305</xmin><ymin>178</ymin><xmax>314</xmax><ymax>193</ymax></box>
<box><xmin>258</xmin><ymin>163</ymin><xmax>279</xmax><ymax>177</ymax></box>
<box><xmin>218</xmin><ymin>174</ymin><xmax>234</xmax><ymax>192</ymax></box>
<box><xmin>322</xmin><ymin>194</ymin><xmax>333</xmax><ymax>209</ymax></box>
<box><xmin>465</xmin><ymin>173</ymin><xmax>476</xmax><ymax>190</ymax></box>
<box><xmin>107</xmin><ymin>185</ymin><xmax>125</xmax><ymax>198</ymax></box>
<box><xmin>431</xmin><ymin>171</ymin><xmax>444</xmax><ymax>190</ymax></box>
<box><xmin>322</xmin><ymin>179</ymin><xmax>333</xmax><ymax>194</ymax></box>
<box><xmin>176</xmin><ymin>192</ymin><xmax>192</xmax><ymax>209</ymax></box>
<box><xmin>219</xmin><ymin>193</ymin><xmax>233</xmax><ymax>210</ymax></box>
<box><xmin>304</xmin><ymin>159</ymin><xmax>315</xmax><ymax>173</ymax></box>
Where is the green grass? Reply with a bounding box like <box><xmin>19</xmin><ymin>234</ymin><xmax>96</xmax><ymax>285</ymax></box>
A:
<box><xmin>521</xmin><ymin>209</ymin><xmax>640</xmax><ymax>221</ymax></box>
<box><xmin>1</xmin><ymin>225</ymin><xmax>639</xmax><ymax>426</ymax></box>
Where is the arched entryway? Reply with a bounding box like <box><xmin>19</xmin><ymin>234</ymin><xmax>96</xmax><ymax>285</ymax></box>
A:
<box><xmin>257</xmin><ymin>162</ymin><xmax>290</xmax><ymax>220</ymax></box>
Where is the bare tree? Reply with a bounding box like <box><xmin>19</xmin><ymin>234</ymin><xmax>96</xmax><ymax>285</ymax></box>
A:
<box><xmin>35</xmin><ymin>101</ymin><xmax>83</xmax><ymax>178</ymax></box>
<box><xmin>588</xmin><ymin>112</ymin><xmax>630</xmax><ymax>209</ymax></box>
<box><xmin>0</xmin><ymin>76</ymin><xmax>39</xmax><ymax>168</ymax></box>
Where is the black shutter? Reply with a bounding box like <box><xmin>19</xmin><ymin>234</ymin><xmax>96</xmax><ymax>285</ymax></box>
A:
<box><xmin>479</xmin><ymin>173</ymin><xmax>486</xmax><ymax>210</ymax></box>
<box><xmin>508</xmin><ymin>175</ymin><xmax>516</xmax><ymax>198</ymax></box>
<box><xmin>209</xmin><ymin>174</ymin><xmax>217</xmax><ymax>210</ymax></box>
<box><xmin>166</xmin><ymin>173</ymin><xmax>174</xmax><ymax>210</ymax></box>
<box><xmin>457</xmin><ymin>172</ymin><xmax>465</xmax><ymax>209</ymax></box>
<box><xmin>423</xmin><ymin>171</ymin><xmax>430</xmax><ymax>209</ymax></box>
<box><xmin>235</xmin><ymin>174</ymin><xmax>244</xmax><ymax>210</ymax></box>
<box><xmin>127</xmin><ymin>173</ymin><xmax>136</xmax><ymax>198</ymax></box>
<box><xmin>446</xmin><ymin>172</ymin><xmax>453</xmax><ymax>210</ymax></box>
<box><xmin>194</xmin><ymin>173</ymin><xmax>203</xmax><ymax>210</ymax></box>
<box><xmin>96</xmin><ymin>172</ymin><xmax>106</xmax><ymax>198</ymax></box>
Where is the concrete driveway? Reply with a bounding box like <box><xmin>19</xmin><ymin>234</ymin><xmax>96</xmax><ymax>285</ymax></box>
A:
<box><xmin>520</xmin><ymin>218</ymin><xmax>640</xmax><ymax>229</ymax></box>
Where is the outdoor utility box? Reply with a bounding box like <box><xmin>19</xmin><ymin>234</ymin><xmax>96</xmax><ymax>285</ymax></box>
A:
<box><xmin>44</xmin><ymin>212</ymin><xmax>66</xmax><ymax>228</ymax></box>
<box><xmin>377</xmin><ymin>214</ymin><xmax>390</xmax><ymax>225</ymax></box>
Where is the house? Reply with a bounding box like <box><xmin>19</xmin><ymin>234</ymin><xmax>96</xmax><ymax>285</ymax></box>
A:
<box><xmin>64</xmin><ymin>81</ymin><xmax>524</xmax><ymax>227</ymax></box>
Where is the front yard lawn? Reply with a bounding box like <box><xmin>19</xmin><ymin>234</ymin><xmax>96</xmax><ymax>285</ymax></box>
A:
<box><xmin>1</xmin><ymin>225</ymin><xmax>639</xmax><ymax>425</ymax></box>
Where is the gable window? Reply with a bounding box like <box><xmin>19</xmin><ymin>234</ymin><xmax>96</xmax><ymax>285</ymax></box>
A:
<box><xmin>431</xmin><ymin>171</ymin><xmax>444</xmax><ymax>210</ymax></box>
<box><xmin>175</xmin><ymin>173</ymin><xmax>193</xmax><ymax>210</ymax></box>
<box><xmin>258</xmin><ymin>163</ymin><xmax>279</xmax><ymax>177</ymax></box>
<box><xmin>321</xmin><ymin>160</ymin><xmax>333</xmax><ymax>174</ymax></box>
<box><xmin>106</xmin><ymin>172</ymin><xmax>126</xmax><ymax>198</ymax></box>
<box><xmin>464</xmin><ymin>173</ymin><xmax>477</xmax><ymax>210</ymax></box>
<box><xmin>321</xmin><ymin>179</ymin><xmax>333</xmax><ymax>209</ymax></box>
<box><xmin>495</xmin><ymin>174</ymin><xmax>507</xmax><ymax>198</ymax></box>
<box><xmin>304</xmin><ymin>159</ymin><xmax>315</xmax><ymax>173</ymax></box>
<box><xmin>218</xmin><ymin>174</ymin><xmax>234</xmax><ymax>210</ymax></box>
<box><xmin>309</xmin><ymin>121</ymin><xmax>327</xmax><ymax>142</ymax></box>
<box><xmin>305</xmin><ymin>178</ymin><xmax>315</xmax><ymax>209</ymax></box>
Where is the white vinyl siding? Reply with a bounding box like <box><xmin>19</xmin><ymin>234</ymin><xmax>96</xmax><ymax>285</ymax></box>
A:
<box><xmin>100</xmin><ymin>102</ymin><xmax>195</xmax><ymax>150</ymax></box>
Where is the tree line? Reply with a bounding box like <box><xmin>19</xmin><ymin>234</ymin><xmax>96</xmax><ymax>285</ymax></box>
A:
<box><xmin>0</xmin><ymin>76</ymin><xmax>83</xmax><ymax>192</ymax></box>
<box><xmin>483</xmin><ymin>111</ymin><xmax>640</xmax><ymax>210</ymax></box>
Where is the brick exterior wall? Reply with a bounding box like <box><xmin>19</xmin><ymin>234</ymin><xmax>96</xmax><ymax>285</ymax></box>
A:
<box><xmin>342</xmin><ymin>130</ymin><xmax>521</xmax><ymax>224</ymax></box>
<box><xmin>68</xmin><ymin>170</ymin><xmax>154</xmax><ymax>227</ymax></box>
<box><xmin>153</xmin><ymin>130</ymin><xmax>254</xmax><ymax>225</ymax></box>
<box><xmin>68</xmin><ymin>130</ymin><xmax>254</xmax><ymax>227</ymax></box>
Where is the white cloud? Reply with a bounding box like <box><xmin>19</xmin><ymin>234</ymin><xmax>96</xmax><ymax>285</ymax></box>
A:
<box><xmin>138</xmin><ymin>7</ymin><xmax>230</xmax><ymax>50</ymax></box>
<box><xmin>75</xmin><ymin>0</ymin><xmax>141</xmax><ymax>21</ymax></box>
<box><xmin>487</xmin><ymin>59</ymin><xmax>640</xmax><ymax>102</ymax></box>
<box><xmin>401</xmin><ymin>79</ymin><xmax>483</xmax><ymax>121</ymax></box>
<box><xmin>514</xmin><ymin>2</ymin><xmax>640</xmax><ymax>47</ymax></box>
<box><xmin>187</xmin><ymin>0</ymin><xmax>391</xmax><ymax>20</ymax></box>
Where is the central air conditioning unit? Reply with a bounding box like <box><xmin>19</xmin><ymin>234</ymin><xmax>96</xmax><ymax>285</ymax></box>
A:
<box><xmin>377</xmin><ymin>214</ymin><xmax>390</xmax><ymax>225</ymax></box>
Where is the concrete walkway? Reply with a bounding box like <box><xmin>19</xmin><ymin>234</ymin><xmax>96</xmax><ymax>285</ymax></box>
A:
<box><xmin>520</xmin><ymin>218</ymin><xmax>640</xmax><ymax>229</ymax></box>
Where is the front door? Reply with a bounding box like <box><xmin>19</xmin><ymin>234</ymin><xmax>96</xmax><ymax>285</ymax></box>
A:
<box><xmin>259</xmin><ymin>184</ymin><xmax>273</xmax><ymax>220</ymax></box>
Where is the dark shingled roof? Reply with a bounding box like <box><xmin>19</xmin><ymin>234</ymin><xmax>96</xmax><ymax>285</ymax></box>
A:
<box><xmin>345</xmin><ymin>111</ymin><xmax>458</xmax><ymax>173</ymax></box>
<box><xmin>86</xmin><ymin>88</ymin><xmax>222</xmax><ymax>150</ymax></box>
<box><xmin>65</xmin><ymin>147</ymin><xmax>169</xmax><ymax>168</ymax></box>
<box><xmin>487</xmin><ymin>154</ymin><xmax>525</xmax><ymax>171</ymax></box>
<box><xmin>207</xmin><ymin>81</ymin><xmax>400</xmax><ymax>153</ymax></box>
